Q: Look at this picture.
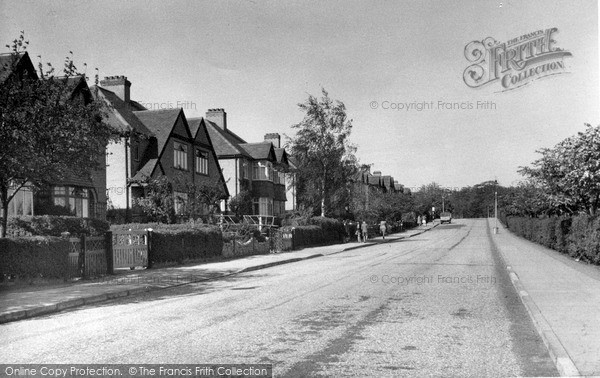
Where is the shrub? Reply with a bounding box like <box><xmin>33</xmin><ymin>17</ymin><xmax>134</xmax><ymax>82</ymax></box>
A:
<box><xmin>7</xmin><ymin>216</ymin><xmax>109</xmax><ymax>237</ymax></box>
<box><xmin>149</xmin><ymin>226</ymin><xmax>223</xmax><ymax>264</ymax></box>
<box><xmin>554</xmin><ymin>217</ymin><xmax>571</xmax><ymax>254</ymax></box>
<box><xmin>0</xmin><ymin>236</ymin><xmax>70</xmax><ymax>280</ymax></box>
<box><xmin>290</xmin><ymin>225</ymin><xmax>324</xmax><ymax>248</ymax></box>
<box><xmin>111</xmin><ymin>222</ymin><xmax>222</xmax><ymax>264</ymax></box>
<box><xmin>309</xmin><ymin>217</ymin><xmax>344</xmax><ymax>242</ymax></box>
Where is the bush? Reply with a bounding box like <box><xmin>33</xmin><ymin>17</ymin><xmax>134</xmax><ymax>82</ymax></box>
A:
<box><xmin>290</xmin><ymin>225</ymin><xmax>324</xmax><ymax>248</ymax></box>
<box><xmin>309</xmin><ymin>217</ymin><xmax>344</xmax><ymax>242</ymax></box>
<box><xmin>149</xmin><ymin>226</ymin><xmax>223</xmax><ymax>264</ymax></box>
<box><xmin>112</xmin><ymin>222</ymin><xmax>222</xmax><ymax>264</ymax></box>
<box><xmin>0</xmin><ymin>236</ymin><xmax>70</xmax><ymax>280</ymax></box>
<box><xmin>7</xmin><ymin>216</ymin><xmax>109</xmax><ymax>237</ymax></box>
<box><xmin>506</xmin><ymin>215</ymin><xmax>600</xmax><ymax>265</ymax></box>
<box><xmin>554</xmin><ymin>217</ymin><xmax>571</xmax><ymax>254</ymax></box>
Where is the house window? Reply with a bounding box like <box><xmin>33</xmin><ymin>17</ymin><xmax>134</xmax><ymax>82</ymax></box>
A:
<box><xmin>174</xmin><ymin>191</ymin><xmax>188</xmax><ymax>215</ymax></box>
<box><xmin>241</xmin><ymin>160</ymin><xmax>251</xmax><ymax>179</ymax></box>
<box><xmin>195</xmin><ymin>149</ymin><xmax>209</xmax><ymax>175</ymax></box>
<box><xmin>253</xmin><ymin>197</ymin><xmax>273</xmax><ymax>215</ymax></box>
<box><xmin>133</xmin><ymin>143</ymin><xmax>140</xmax><ymax>161</ymax></box>
<box><xmin>52</xmin><ymin>186</ymin><xmax>89</xmax><ymax>217</ymax></box>
<box><xmin>173</xmin><ymin>142</ymin><xmax>188</xmax><ymax>170</ymax></box>
<box><xmin>252</xmin><ymin>161</ymin><xmax>272</xmax><ymax>181</ymax></box>
<box><xmin>6</xmin><ymin>186</ymin><xmax>34</xmax><ymax>216</ymax></box>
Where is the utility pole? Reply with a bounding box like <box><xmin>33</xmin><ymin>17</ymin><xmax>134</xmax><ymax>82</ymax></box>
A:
<box><xmin>494</xmin><ymin>179</ymin><xmax>498</xmax><ymax>234</ymax></box>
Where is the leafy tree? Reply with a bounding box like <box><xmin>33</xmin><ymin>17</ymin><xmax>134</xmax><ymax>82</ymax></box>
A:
<box><xmin>134</xmin><ymin>176</ymin><xmax>176</xmax><ymax>223</ymax></box>
<box><xmin>135</xmin><ymin>175</ymin><xmax>225</xmax><ymax>223</ymax></box>
<box><xmin>287</xmin><ymin>88</ymin><xmax>358</xmax><ymax>217</ymax></box>
<box><xmin>519</xmin><ymin>124</ymin><xmax>600</xmax><ymax>216</ymax></box>
<box><xmin>0</xmin><ymin>33</ymin><xmax>118</xmax><ymax>237</ymax></box>
<box><xmin>228</xmin><ymin>190</ymin><xmax>253</xmax><ymax>217</ymax></box>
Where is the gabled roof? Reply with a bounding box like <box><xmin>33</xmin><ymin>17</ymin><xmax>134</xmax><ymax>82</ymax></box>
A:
<box><xmin>130</xmin><ymin>158</ymin><xmax>158</xmax><ymax>183</ymax></box>
<box><xmin>0</xmin><ymin>52</ymin><xmax>37</xmax><ymax>83</ymax></box>
<box><xmin>204</xmin><ymin>120</ymin><xmax>253</xmax><ymax>159</ymax></box>
<box><xmin>274</xmin><ymin>148</ymin><xmax>289</xmax><ymax>165</ymax></box>
<box><xmin>187</xmin><ymin>117</ymin><xmax>203</xmax><ymax>138</ymax></box>
<box><xmin>94</xmin><ymin>86</ymin><xmax>153</xmax><ymax>135</ymax></box>
<box><xmin>133</xmin><ymin>108</ymin><xmax>183</xmax><ymax>154</ymax></box>
<box><xmin>240</xmin><ymin>142</ymin><xmax>276</xmax><ymax>161</ymax></box>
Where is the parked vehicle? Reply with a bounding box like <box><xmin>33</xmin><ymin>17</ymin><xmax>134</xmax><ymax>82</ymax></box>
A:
<box><xmin>440</xmin><ymin>212</ymin><xmax>452</xmax><ymax>224</ymax></box>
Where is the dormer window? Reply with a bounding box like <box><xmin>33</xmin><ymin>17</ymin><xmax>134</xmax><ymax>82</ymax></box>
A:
<box><xmin>173</xmin><ymin>141</ymin><xmax>188</xmax><ymax>170</ymax></box>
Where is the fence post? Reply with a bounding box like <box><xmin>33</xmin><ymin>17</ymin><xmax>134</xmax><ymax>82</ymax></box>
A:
<box><xmin>146</xmin><ymin>229</ymin><xmax>153</xmax><ymax>269</ymax></box>
<box><xmin>105</xmin><ymin>231</ymin><xmax>114</xmax><ymax>275</ymax></box>
<box><xmin>291</xmin><ymin>228</ymin><xmax>296</xmax><ymax>250</ymax></box>
<box><xmin>80</xmin><ymin>234</ymin><xmax>87</xmax><ymax>279</ymax></box>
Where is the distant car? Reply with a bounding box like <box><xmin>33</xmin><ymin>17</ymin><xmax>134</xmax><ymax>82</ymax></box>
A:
<box><xmin>440</xmin><ymin>212</ymin><xmax>452</xmax><ymax>224</ymax></box>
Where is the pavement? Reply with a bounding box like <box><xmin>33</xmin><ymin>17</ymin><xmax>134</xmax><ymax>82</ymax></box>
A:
<box><xmin>0</xmin><ymin>223</ymin><xmax>438</xmax><ymax>325</ymax></box>
<box><xmin>489</xmin><ymin>219</ymin><xmax>600</xmax><ymax>377</ymax></box>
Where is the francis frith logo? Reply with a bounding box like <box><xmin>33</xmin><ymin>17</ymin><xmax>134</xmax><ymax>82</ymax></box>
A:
<box><xmin>463</xmin><ymin>28</ymin><xmax>572</xmax><ymax>92</ymax></box>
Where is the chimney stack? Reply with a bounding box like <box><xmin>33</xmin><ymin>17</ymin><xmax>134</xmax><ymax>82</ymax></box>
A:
<box><xmin>373</xmin><ymin>171</ymin><xmax>382</xmax><ymax>176</ymax></box>
<box><xmin>206</xmin><ymin>108</ymin><xmax>227</xmax><ymax>130</ymax></box>
<box><xmin>100</xmin><ymin>75</ymin><xmax>131</xmax><ymax>103</ymax></box>
<box><xmin>264</xmin><ymin>133</ymin><xmax>281</xmax><ymax>148</ymax></box>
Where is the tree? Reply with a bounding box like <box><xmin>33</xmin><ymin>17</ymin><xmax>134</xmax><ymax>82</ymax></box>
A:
<box><xmin>228</xmin><ymin>190</ymin><xmax>253</xmax><ymax>217</ymax></box>
<box><xmin>519</xmin><ymin>124</ymin><xmax>600</xmax><ymax>216</ymax></box>
<box><xmin>0</xmin><ymin>33</ymin><xmax>118</xmax><ymax>237</ymax></box>
<box><xmin>134</xmin><ymin>176</ymin><xmax>176</xmax><ymax>223</ymax></box>
<box><xmin>135</xmin><ymin>175</ymin><xmax>226</xmax><ymax>223</ymax></box>
<box><xmin>287</xmin><ymin>88</ymin><xmax>358</xmax><ymax>217</ymax></box>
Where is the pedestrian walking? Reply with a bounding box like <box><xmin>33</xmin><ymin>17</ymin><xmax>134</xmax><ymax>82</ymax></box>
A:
<box><xmin>361</xmin><ymin>221</ymin><xmax>368</xmax><ymax>242</ymax></box>
<box><xmin>355</xmin><ymin>221</ymin><xmax>362</xmax><ymax>243</ymax></box>
<box><xmin>422</xmin><ymin>215</ymin><xmax>427</xmax><ymax>226</ymax></box>
<box><xmin>379</xmin><ymin>221</ymin><xmax>387</xmax><ymax>239</ymax></box>
<box><xmin>417</xmin><ymin>215</ymin><xmax>422</xmax><ymax>226</ymax></box>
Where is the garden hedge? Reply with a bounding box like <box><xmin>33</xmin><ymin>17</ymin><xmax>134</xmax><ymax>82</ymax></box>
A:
<box><xmin>505</xmin><ymin>215</ymin><xmax>600</xmax><ymax>264</ymax></box>
<box><xmin>0</xmin><ymin>236</ymin><xmax>70</xmax><ymax>280</ymax></box>
<box><xmin>112</xmin><ymin>222</ymin><xmax>223</xmax><ymax>264</ymax></box>
<box><xmin>7</xmin><ymin>216</ymin><xmax>109</xmax><ymax>237</ymax></box>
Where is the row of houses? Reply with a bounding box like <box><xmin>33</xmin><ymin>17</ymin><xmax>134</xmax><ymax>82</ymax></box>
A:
<box><xmin>3</xmin><ymin>52</ymin><xmax>297</xmax><ymax>222</ymax></box>
<box><xmin>3</xmin><ymin>52</ymin><xmax>408</xmax><ymax>223</ymax></box>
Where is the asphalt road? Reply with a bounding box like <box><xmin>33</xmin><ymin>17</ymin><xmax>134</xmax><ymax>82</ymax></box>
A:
<box><xmin>1</xmin><ymin>219</ymin><xmax>558</xmax><ymax>377</ymax></box>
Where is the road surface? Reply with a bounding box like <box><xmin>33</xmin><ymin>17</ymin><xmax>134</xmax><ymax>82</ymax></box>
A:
<box><xmin>1</xmin><ymin>219</ymin><xmax>557</xmax><ymax>377</ymax></box>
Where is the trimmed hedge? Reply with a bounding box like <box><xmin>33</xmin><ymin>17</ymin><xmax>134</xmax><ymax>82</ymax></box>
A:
<box><xmin>112</xmin><ymin>222</ymin><xmax>223</xmax><ymax>264</ymax></box>
<box><xmin>505</xmin><ymin>215</ymin><xmax>600</xmax><ymax>264</ymax></box>
<box><xmin>7</xmin><ymin>216</ymin><xmax>109</xmax><ymax>237</ymax></box>
<box><xmin>289</xmin><ymin>225</ymin><xmax>324</xmax><ymax>248</ymax></box>
<box><xmin>0</xmin><ymin>236</ymin><xmax>70</xmax><ymax>279</ymax></box>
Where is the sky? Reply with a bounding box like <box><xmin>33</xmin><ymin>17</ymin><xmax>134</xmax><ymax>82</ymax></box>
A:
<box><xmin>1</xmin><ymin>0</ymin><xmax>598</xmax><ymax>190</ymax></box>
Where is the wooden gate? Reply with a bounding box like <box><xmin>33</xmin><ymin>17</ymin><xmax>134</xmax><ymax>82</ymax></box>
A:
<box><xmin>112</xmin><ymin>230</ymin><xmax>148</xmax><ymax>269</ymax></box>
<box><xmin>68</xmin><ymin>235</ymin><xmax>107</xmax><ymax>278</ymax></box>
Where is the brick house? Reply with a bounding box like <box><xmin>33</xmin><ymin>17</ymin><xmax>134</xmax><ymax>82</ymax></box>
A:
<box><xmin>195</xmin><ymin>109</ymin><xmax>295</xmax><ymax>217</ymax></box>
<box><xmin>1</xmin><ymin>52</ymin><xmax>107</xmax><ymax>219</ymax></box>
<box><xmin>96</xmin><ymin>76</ymin><xmax>228</xmax><ymax>219</ymax></box>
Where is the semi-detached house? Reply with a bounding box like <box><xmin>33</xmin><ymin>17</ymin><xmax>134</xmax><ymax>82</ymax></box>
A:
<box><xmin>191</xmin><ymin>109</ymin><xmax>295</xmax><ymax>218</ymax></box>
<box><xmin>96</xmin><ymin>76</ymin><xmax>228</xmax><ymax>219</ymax></box>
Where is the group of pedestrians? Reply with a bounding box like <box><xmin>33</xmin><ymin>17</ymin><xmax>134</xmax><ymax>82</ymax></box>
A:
<box><xmin>353</xmin><ymin>220</ymin><xmax>389</xmax><ymax>242</ymax></box>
